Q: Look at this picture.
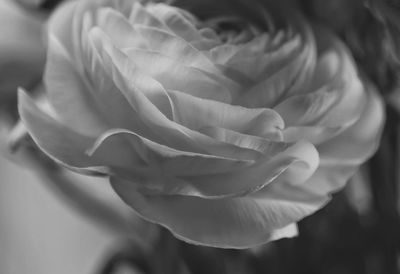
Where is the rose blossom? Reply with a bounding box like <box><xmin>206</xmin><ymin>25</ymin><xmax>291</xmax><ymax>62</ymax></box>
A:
<box><xmin>18</xmin><ymin>0</ymin><xmax>384</xmax><ymax>248</ymax></box>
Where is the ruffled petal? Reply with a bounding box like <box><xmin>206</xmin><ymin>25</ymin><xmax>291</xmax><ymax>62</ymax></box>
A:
<box><xmin>131</xmin><ymin>26</ymin><xmax>218</xmax><ymax>72</ymax></box>
<box><xmin>45</xmin><ymin>35</ymin><xmax>108</xmax><ymax>136</ymax></box>
<box><xmin>235</xmin><ymin>39</ymin><xmax>315</xmax><ymax>108</ymax></box>
<box><xmin>95</xmin><ymin>7</ymin><xmax>147</xmax><ymax>49</ymax></box>
<box><xmin>106</xmin><ymin>135</ymin><xmax>318</xmax><ymax>198</ymax></box>
<box><xmin>124</xmin><ymin>47</ymin><xmax>233</xmax><ymax>102</ymax></box>
<box><xmin>18</xmin><ymin>90</ymin><xmax>138</xmax><ymax>173</ymax></box>
<box><xmin>167</xmin><ymin>90</ymin><xmax>284</xmax><ymax>140</ymax></box>
<box><xmin>224</xmin><ymin>34</ymin><xmax>301</xmax><ymax>80</ymax></box>
<box><xmin>94</xmin><ymin>7</ymin><xmax>219</xmax><ymax>74</ymax></box>
<box><xmin>258</xmin><ymin>85</ymin><xmax>384</xmax><ymax>211</ymax></box>
<box><xmin>79</xmin><ymin>24</ymin><xmax>165</xmax><ymax>143</ymax></box>
<box><xmin>110</xmin><ymin>175</ymin><xmax>318</xmax><ymax>248</ymax></box>
<box><xmin>317</xmin><ymin>85</ymin><xmax>385</xmax><ymax>166</ymax></box>
<box><xmin>91</xmin><ymin>28</ymin><xmax>266</xmax><ymax>160</ymax></box>
<box><xmin>276</xmin><ymin>42</ymin><xmax>366</xmax><ymax>129</ymax></box>
<box><xmin>129</xmin><ymin>1</ymin><xmax>167</xmax><ymax>29</ymax></box>
<box><xmin>146</xmin><ymin>3</ymin><xmax>202</xmax><ymax>42</ymax></box>
<box><xmin>47</xmin><ymin>0</ymin><xmax>78</xmax><ymax>57</ymax></box>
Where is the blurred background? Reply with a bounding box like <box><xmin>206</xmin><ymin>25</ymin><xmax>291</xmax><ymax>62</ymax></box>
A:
<box><xmin>0</xmin><ymin>156</ymin><xmax>118</xmax><ymax>274</ymax></box>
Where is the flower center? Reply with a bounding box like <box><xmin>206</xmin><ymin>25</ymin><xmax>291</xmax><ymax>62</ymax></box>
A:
<box><xmin>203</xmin><ymin>16</ymin><xmax>262</xmax><ymax>44</ymax></box>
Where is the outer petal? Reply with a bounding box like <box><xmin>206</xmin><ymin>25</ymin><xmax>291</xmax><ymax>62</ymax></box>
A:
<box><xmin>255</xmin><ymin>84</ymin><xmax>384</xmax><ymax>213</ymax></box>
<box><xmin>47</xmin><ymin>0</ymin><xmax>77</xmax><ymax>57</ymax></box>
<box><xmin>275</xmin><ymin>41</ymin><xmax>366</xmax><ymax>129</ymax></box>
<box><xmin>18</xmin><ymin>90</ymin><xmax>141</xmax><ymax>173</ymax></box>
<box><xmin>45</xmin><ymin>35</ymin><xmax>108</xmax><ymax>136</ymax></box>
<box><xmin>316</xmin><ymin>84</ymin><xmax>385</xmax><ymax>166</ymax></box>
<box><xmin>80</xmin><ymin>22</ymin><xmax>165</xmax><ymax>143</ymax></box>
<box><xmin>110</xmin><ymin>177</ymin><xmax>318</xmax><ymax>248</ymax></box>
<box><xmin>96</xmin><ymin>131</ymin><xmax>318</xmax><ymax>198</ymax></box>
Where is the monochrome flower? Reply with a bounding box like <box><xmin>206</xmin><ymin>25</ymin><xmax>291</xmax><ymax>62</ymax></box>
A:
<box><xmin>19</xmin><ymin>0</ymin><xmax>384</xmax><ymax>248</ymax></box>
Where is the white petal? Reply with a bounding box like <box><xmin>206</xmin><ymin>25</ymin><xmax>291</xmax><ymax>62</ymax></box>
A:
<box><xmin>129</xmin><ymin>1</ymin><xmax>166</xmax><ymax>29</ymax></box>
<box><xmin>80</xmin><ymin>26</ymin><xmax>164</xmax><ymax>142</ymax></box>
<box><xmin>124</xmin><ymin>47</ymin><xmax>233</xmax><ymax>102</ymax></box>
<box><xmin>105</xmin><ymin>138</ymin><xmax>318</xmax><ymax>199</ymax></box>
<box><xmin>18</xmin><ymin>90</ymin><xmax>137</xmax><ymax>173</ymax></box>
<box><xmin>46</xmin><ymin>35</ymin><xmax>108</xmax><ymax>136</ymax></box>
<box><xmin>47</xmin><ymin>0</ymin><xmax>78</xmax><ymax>57</ymax></box>
<box><xmin>132</xmin><ymin>25</ymin><xmax>218</xmax><ymax>72</ymax></box>
<box><xmin>146</xmin><ymin>3</ymin><xmax>202</xmax><ymax>42</ymax></box>
<box><xmin>167</xmin><ymin>90</ymin><xmax>284</xmax><ymax>140</ymax></box>
<box><xmin>111</xmin><ymin>175</ymin><xmax>318</xmax><ymax>248</ymax></box>
<box><xmin>93</xmin><ymin>31</ymin><xmax>281</xmax><ymax>161</ymax></box>
<box><xmin>317</xmin><ymin>85</ymin><xmax>385</xmax><ymax>165</ymax></box>
<box><xmin>108</xmin><ymin>138</ymin><xmax>318</xmax><ymax>199</ymax></box>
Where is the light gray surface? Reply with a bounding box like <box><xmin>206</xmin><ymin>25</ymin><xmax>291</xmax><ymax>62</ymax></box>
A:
<box><xmin>0</xmin><ymin>156</ymin><xmax>116</xmax><ymax>274</ymax></box>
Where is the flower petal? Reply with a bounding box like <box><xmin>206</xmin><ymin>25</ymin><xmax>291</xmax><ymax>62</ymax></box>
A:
<box><xmin>146</xmin><ymin>3</ymin><xmax>202</xmax><ymax>42</ymax></box>
<box><xmin>79</xmin><ymin>25</ymin><xmax>166</xmax><ymax>143</ymax></box>
<box><xmin>47</xmin><ymin>0</ymin><xmax>78</xmax><ymax>57</ymax></box>
<box><xmin>111</xmin><ymin>172</ymin><xmax>318</xmax><ymax>248</ymax></box>
<box><xmin>92</xmin><ymin>31</ymin><xmax>284</xmax><ymax>161</ymax></box>
<box><xmin>224</xmin><ymin>34</ymin><xmax>301</xmax><ymax>80</ymax></box>
<box><xmin>129</xmin><ymin>1</ymin><xmax>166</xmax><ymax>29</ymax></box>
<box><xmin>167</xmin><ymin>90</ymin><xmax>284</xmax><ymax>140</ymax></box>
<box><xmin>275</xmin><ymin>44</ymin><xmax>366</xmax><ymax>129</ymax></box>
<box><xmin>104</xmin><ymin>130</ymin><xmax>318</xmax><ymax>198</ymax></box>
<box><xmin>132</xmin><ymin>25</ymin><xmax>218</xmax><ymax>72</ymax></box>
<box><xmin>45</xmin><ymin>35</ymin><xmax>108</xmax><ymax>136</ymax></box>
<box><xmin>235</xmin><ymin>21</ymin><xmax>316</xmax><ymax>108</ymax></box>
<box><xmin>124</xmin><ymin>47</ymin><xmax>233</xmax><ymax>102</ymax></box>
<box><xmin>94</xmin><ymin>7</ymin><xmax>219</xmax><ymax>74</ymax></box>
<box><xmin>18</xmin><ymin>90</ymin><xmax>139</xmax><ymax>173</ymax></box>
<box><xmin>262</xmin><ymin>85</ymin><xmax>384</xmax><ymax>208</ymax></box>
<box><xmin>317</xmin><ymin>84</ymin><xmax>385</xmax><ymax>166</ymax></box>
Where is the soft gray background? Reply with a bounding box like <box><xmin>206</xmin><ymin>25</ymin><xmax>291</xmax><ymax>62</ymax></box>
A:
<box><xmin>0</xmin><ymin>155</ymin><xmax>117</xmax><ymax>274</ymax></box>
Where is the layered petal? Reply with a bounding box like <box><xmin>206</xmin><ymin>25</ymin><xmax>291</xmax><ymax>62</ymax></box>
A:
<box><xmin>111</xmin><ymin>177</ymin><xmax>318</xmax><ymax>248</ymax></box>
<box><xmin>95</xmin><ymin>131</ymin><xmax>318</xmax><ymax>198</ymax></box>
<box><xmin>45</xmin><ymin>35</ymin><xmax>109</xmax><ymax>136</ymax></box>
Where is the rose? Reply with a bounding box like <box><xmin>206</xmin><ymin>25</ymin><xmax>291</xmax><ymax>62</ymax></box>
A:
<box><xmin>0</xmin><ymin>0</ymin><xmax>45</xmax><ymax>107</ymax></box>
<box><xmin>18</xmin><ymin>0</ymin><xmax>384</xmax><ymax>248</ymax></box>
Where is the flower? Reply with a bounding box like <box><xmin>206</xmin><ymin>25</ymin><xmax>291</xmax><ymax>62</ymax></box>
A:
<box><xmin>0</xmin><ymin>0</ymin><xmax>45</xmax><ymax>106</ymax></box>
<box><xmin>18</xmin><ymin>0</ymin><xmax>384</xmax><ymax>248</ymax></box>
